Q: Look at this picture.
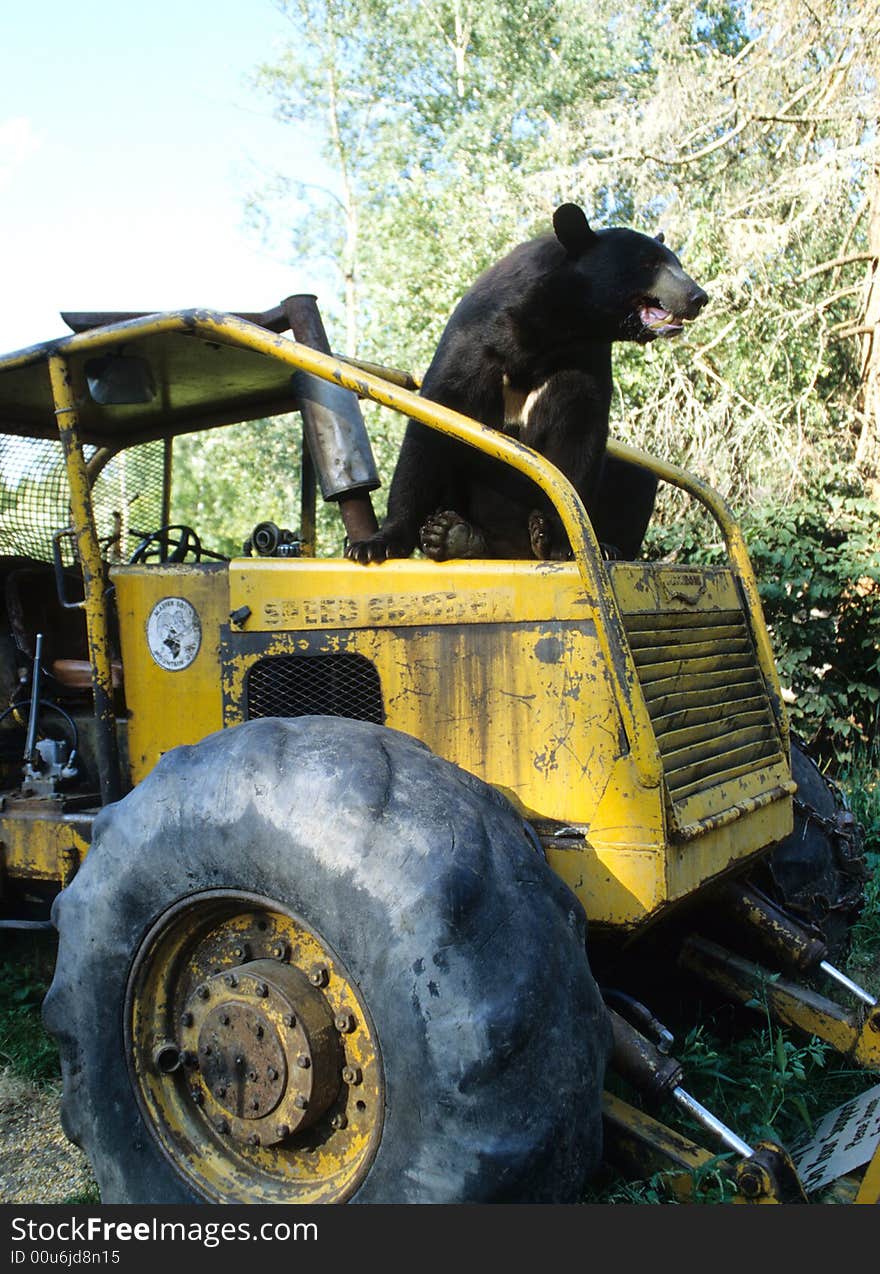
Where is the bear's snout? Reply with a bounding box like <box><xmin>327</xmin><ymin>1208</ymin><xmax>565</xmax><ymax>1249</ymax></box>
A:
<box><xmin>685</xmin><ymin>285</ymin><xmax>709</xmax><ymax>319</ymax></box>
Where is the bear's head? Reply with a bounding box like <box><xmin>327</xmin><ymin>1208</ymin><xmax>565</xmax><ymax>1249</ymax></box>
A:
<box><xmin>552</xmin><ymin>203</ymin><xmax>708</xmax><ymax>344</ymax></box>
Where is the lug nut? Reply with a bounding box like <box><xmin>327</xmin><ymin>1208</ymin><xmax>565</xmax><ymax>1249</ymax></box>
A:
<box><xmin>342</xmin><ymin>1065</ymin><xmax>362</xmax><ymax>1085</ymax></box>
<box><xmin>271</xmin><ymin>942</ymin><xmax>288</xmax><ymax>960</ymax></box>
<box><xmin>297</xmin><ymin>1054</ymin><xmax>311</xmax><ymax>1069</ymax></box>
<box><xmin>267</xmin><ymin>1066</ymin><xmax>278</xmax><ymax>1080</ymax></box>
<box><xmin>223</xmin><ymin>974</ymin><xmax>238</xmax><ymax>988</ymax></box>
<box><xmin>294</xmin><ymin>1095</ymin><xmax>309</xmax><ymax>1110</ymax></box>
<box><xmin>330</xmin><ymin>1113</ymin><xmax>348</xmax><ymax>1130</ymax></box>
<box><xmin>189</xmin><ymin>1089</ymin><xmax>204</xmax><ymax>1106</ymax></box>
<box><xmin>214</xmin><ymin>1117</ymin><xmax>229</xmax><ymax>1134</ymax></box>
<box><xmin>196</xmin><ymin>984</ymin><xmax>210</xmax><ymax>1000</ymax></box>
<box><xmin>220</xmin><ymin>1013</ymin><xmax>230</xmax><ymax>1026</ymax></box>
<box><xmin>334</xmin><ymin>1011</ymin><xmax>355</xmax><ymax>1034</ymax></box>
<box><xmin>247</xmin><ymin>1133</ymin><xmax>261</xmax><ymax>1147</ymax></box>
<box><xmin>309</xmin><ymin>963</ymin><xmax>329</xmax><ymax>988</ymax></box>
<box><xmin>255</xmin><ymin>982</ymin><xmax>269</xmax><ymax>997</ymax></box>
<box><xmin>283</xmin><ymin>1013</ymin><xmax>297</xmax><ymax>1028</ymax></box>
<box><xmin>276</xmin><ymin>1123</ymin><xmax>290</xmax><ymax>1139</ymax></box>
<box><xmin>180</xmin><ymin>1011</ymin><xmax>194</xmax><ymax>1027</ymax></box>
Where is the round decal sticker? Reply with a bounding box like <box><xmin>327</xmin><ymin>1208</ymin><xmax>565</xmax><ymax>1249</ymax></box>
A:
<box><xmin>146</xmin><ymin>597</ymin><xmax>202</xmax><ymax>671</ymax></box>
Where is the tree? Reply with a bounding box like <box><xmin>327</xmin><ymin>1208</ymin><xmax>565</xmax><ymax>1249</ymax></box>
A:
<box><xmin>247</xmin><ymin>0</ymin><xmax>879</xmax><ymax>515</ymax></box>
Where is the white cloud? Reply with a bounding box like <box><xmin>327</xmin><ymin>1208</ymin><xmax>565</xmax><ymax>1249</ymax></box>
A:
<box><xmin>0</xmin><ymin>117</ymin><xmax>42</xmax><ymax>190</ymax></box>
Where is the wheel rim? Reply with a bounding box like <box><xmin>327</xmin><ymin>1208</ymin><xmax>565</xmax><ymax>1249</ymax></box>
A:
<box><xmin>125</xmin><ymin>890</ymin><xmax>384</xmax><ymax>1203</ymax></box>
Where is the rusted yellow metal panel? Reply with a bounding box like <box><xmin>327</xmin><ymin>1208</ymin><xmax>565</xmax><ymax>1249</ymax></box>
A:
<box><xmin>0</xmin><ymin>807</ymin><xmax>92</xmax><ymax>882</ymax></box>
<box><xmin>227</xmin><ymin>559</ymin><xmax>626</xmax><ymax>820</ymax></box>
<box><xmin>111</xmin><ymin>565</ymin><xmax>229</xmax><ymax>784</ymax></box>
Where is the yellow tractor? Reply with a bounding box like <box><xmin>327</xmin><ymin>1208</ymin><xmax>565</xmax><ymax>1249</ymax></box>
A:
<box><xmin>0</xmin><ymin>296</ymin><xmax>875</xmax><ymax>1203</ymax></box>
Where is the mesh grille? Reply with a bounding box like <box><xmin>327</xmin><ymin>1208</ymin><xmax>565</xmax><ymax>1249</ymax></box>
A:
<box><xmin>246</xmin><ymin>654</ymin><xmax>384</xmax><ymax>724</ymax></box>
<box><xmin>0</xmin><ymin>434</ymin><xmax>166</xmax><ymax>564</ymax></box>
<box><xmin>622</xmin><ymin>607</ymin><xmax>783</xmax><ymax>806</ymax></box>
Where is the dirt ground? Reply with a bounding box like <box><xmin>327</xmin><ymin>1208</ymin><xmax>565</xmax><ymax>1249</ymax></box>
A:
<box><xmin>0</xmin><ymin>1070</ymin><xmax>96</xmax><ymax>1203</ymax></box>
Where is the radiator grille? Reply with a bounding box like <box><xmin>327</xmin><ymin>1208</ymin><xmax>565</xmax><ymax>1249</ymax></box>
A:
<box><xmin>622</xmin><ymin>608</ymin><xmax>784</xmax><ymax>809</ymax></box>
<box><xmin>246</xmin><ymin>653</ymin><xmax>384</xmax><ymax>724</ymax></box>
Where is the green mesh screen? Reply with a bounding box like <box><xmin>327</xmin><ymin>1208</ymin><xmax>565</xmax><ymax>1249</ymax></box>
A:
<box><xmin>0</xmin><ymin>435</ymin><xmax>166</xmax><ymax>565</ymax></box>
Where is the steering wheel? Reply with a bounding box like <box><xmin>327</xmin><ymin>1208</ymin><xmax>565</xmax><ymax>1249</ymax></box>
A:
<box><xmin>128</xmin><ymin>525</ymin><xmax>203</xmax><ymax>565</ymax></box>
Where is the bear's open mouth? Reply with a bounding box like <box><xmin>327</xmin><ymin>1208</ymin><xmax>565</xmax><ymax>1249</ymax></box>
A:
<box><xmin>638</xmin><ymin>302</ymin><xmax>685</xmax><ymax>337</ymax></box>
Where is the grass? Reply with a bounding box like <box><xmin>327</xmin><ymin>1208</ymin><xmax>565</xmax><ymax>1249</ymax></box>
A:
<box><xmin>0</xmin><ymin>931</ymin><xmax>60</xmax><ymax>1083</ymax></box>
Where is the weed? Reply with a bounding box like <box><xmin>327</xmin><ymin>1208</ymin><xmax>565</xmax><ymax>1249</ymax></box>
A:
<box><xmin>0</xmin><ymin>938</ymin><xmax>59</xmax><ymax>1083</ymax></box>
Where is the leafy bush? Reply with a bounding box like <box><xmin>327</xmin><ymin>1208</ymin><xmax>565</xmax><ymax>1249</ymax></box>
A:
<box><xmin>647</xmin><ymin>472</ymin><xmax>880</xmax><ymax>769</ymax></box>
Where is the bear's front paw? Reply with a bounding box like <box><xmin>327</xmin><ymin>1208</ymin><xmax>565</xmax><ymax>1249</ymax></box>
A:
<box><xmin>528</xmin><ymin>511</ymin><xmax>571</xmax><ymax>561</ymax></box>
<box><xmin>346</xmin><ymin>533</ymin><xmax>396</xmax><ymax>564</ymax></box>
<box><xmin>420</xmin><ymin>511</ymin><xmax>487</xmax><ymax>561</ymax></box>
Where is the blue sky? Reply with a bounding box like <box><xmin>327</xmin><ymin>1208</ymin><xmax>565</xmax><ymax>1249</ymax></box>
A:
<box><xmin>1</xmin><ymin>0</ymin><xmax>333</xmax><ymax>353</ymax></box>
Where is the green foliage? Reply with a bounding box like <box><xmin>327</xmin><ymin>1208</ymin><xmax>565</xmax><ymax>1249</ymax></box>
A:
<box><xmin>647</xmin><ymin>471</ymin><xmax>880</xmax><ymax>768</ymax></box>
<box><xmin>245</xmin><ymin>0</ymin><xmax>878</xmax><ymax>514</ymax></box>
<box><xmin>0</xmin><ymin>951</ymin><xmax>59</xmax><ymax>1083</ymax></box>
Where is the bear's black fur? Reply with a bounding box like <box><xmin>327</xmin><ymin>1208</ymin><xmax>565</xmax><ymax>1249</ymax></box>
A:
<box><xmin>348</xmin><ymin>204</ymin><xmax>707</xmax><ymax>564</ymax></box>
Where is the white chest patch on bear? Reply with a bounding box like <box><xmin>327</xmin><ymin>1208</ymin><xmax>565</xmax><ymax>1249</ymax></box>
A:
<box><xmin>503</xmin><ymin>378</ymin><xmax>549</xmax><ymax>430</ymax></box>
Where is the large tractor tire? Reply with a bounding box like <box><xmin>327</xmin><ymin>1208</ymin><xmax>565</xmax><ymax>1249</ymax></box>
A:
<box><xmin>756</xmin><ymin>736</ymin><xmax>867</xmax><ymax>962</ymax></box>
<box><xmin>43</xmin><ymin>716</ymin><xmax>610</xmax><ymax>1204</ymax></box>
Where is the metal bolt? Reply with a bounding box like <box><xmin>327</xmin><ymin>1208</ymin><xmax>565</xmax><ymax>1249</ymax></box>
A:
<box><xmin>294</xmin><ymin>1095</ymin><xmax>309</xmax><ymax>1110</ymax></box>
<box><xmin>276</xmin><ymin>1124</ymin><xmax>290</xmax><ymax>1139</ymax></box>
<box><xmin>342</xmin><ymin>1065</ymin><xmax>362</xmax><ymax>1086</ymax></box>
<box><xmin>297</xmin><ymin>1054</ymin><xmax>311</xmax><ymax>1069</ymax></box>
<box><xmin>214</xmin><ymin>1117</ymin><xmax>229</xmax><ymax>1134</ymax></box>
<box><xmin>189</xmin><ymin>1089</ymin><xmax>203</xmax><ymax>1106</ymax></box>
<box><xmin>330</xmin><ymin>1113</ymin><xmax>348</xmax><ymax>1130</ymax></box>
<box><xmin>255</xmin><ymin>982</ymin><xmax>269</xmax><ymax>998</ymax></box>
<box><xmin>196</xmin><ymin>984</ymin><xmax>210</xmax><ymax>1000</ymax></box>
<box><xmin>247</xmin><ymin>1133</ymin><xmax>261</xmax><ymax>1147</ymax></box>
<box><xmin>251</xmin><ymin>1098</ymin><xmax>260</xmax><ymax>1111</ymax></box>
<box><xmin>283</xmin><ymin>1013</ymin><xmax>297</xmax><ymax>1028</ymax></box>
<box><xmin>232</xmin><ymin>945</ymin><xmax>246</xmax><ymax>959</ymax></box>
<box><xmin>220</xmin><ymin>1014</ymin><xmax>230</xmax><ymax>1026</ymax></box>
<box><xmin>267</xmin><ymin>1066</ymin><xmax>278</xmax><ymax>1081</ymax></box>
<box><xmin>180</xmin><ymin>1011</ymin><xmax>194</xmax><ymax>1027</ymax></box>
<box><xmin>224</xmin><ymin>973</ymin><xmax>238</xmax><ymax>988</ymax></box>
<box><xmin>271</xmin><ymin>941</ymin><xmax>288</xmax><ymax>960</ymax></box>
<box><xmin>308</xmin><ymin>963</ymin><xmax>329</xmax><ymax>988</ymax></box>
<box><xmin>334</xmin><ymin>1011</ymin><xmax>355</xmax><ymax>1034</ymax></box>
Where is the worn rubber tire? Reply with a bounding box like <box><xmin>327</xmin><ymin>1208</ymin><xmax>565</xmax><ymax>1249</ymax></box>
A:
<box><xmin>43</xmin><ymin>716</ymin><xmax>610</xmax><ymax>1204</ymax></box>
<box><xmin>755</xmin><ymin>736</ymin><xmax>866</xmax><ymax>962</ymax></box>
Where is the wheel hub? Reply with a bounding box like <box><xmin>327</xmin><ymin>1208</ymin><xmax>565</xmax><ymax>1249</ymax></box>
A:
<box><xmin>125</xmin><ymin>892</ymin><xmax>383</xmax><ymax>1203</ymax></box>
<box><xmin>180</xmin><ymin>959</ymin><xmax>342</xmax><ymax>1145</ymax></box>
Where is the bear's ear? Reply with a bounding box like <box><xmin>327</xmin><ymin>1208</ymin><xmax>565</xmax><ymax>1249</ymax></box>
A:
<box><xmin>553</xmin><ymin>204</ymin><xmax>597</xmax><ymax>257</ymax></box>
<box><xmin>655</xmin><ymin>231</ymin><xmax>666</xmax><ymax>244</ymax></box>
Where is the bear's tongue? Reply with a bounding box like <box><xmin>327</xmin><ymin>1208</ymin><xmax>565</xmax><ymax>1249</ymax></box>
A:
<box><xmin>639</xmin><ymin>304</ymin><xmax>683</xmax><ymax>335</ymax></box>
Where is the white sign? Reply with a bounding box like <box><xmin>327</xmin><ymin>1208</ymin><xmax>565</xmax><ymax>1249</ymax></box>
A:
<box><xmin>146</xmin><ymin>596</ymin><xmax>202</xmax><ymax>672</ymax></box>
<box><xmin>790</xmin><ymin>1082</ymin><xmax>880</xmax><ymax>1193</ymax></box>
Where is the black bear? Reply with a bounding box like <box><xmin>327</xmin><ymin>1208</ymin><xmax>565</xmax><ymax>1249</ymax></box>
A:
<box><xmin>348</xmin><ymin>203</ymin><xmax>707</xmax><ymax>564</ymax></box>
